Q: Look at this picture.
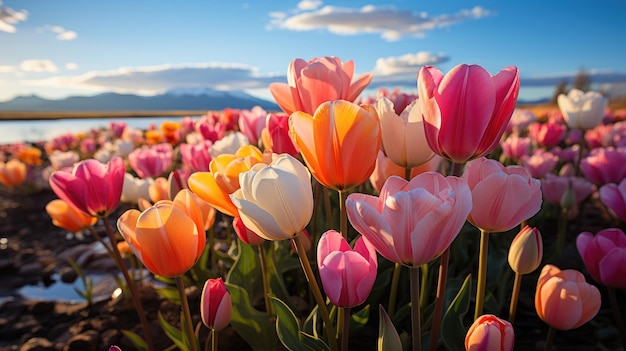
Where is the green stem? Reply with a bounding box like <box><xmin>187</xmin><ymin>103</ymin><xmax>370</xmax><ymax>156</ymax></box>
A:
<box><xmin>211</xmin><ymin>328</ymin><xmax>218</xmax><ymax>351</ymax></box>
<box><xmin>474</xmin><ymin>229</ymin><xmax>490</xmax><ymax>320</ymax></box>
<box><xmin>103</xmin><ymin>218</ymin><xmax>155</xmax><ymax>351</ymax></box>
<box><xmin>339</xmin><ymin>190</ymin><xmax>348</xmax><ymax>240</ymax></box>
<box><xmin>341</xmin><ymin>307</ymin><xmax>351</xmax><ymax>351</ymax></box>
<box><xmin>608</xmin><ymin>287</ymin><xmax>626</xmax><ymax>351</ymax></box>
<box><xmin>508</xmin><ymin>272</ymin><xmax>522</xmax><ymax>325</ymax></box>
<box><xmin>258</xmin><ymin>243</ymin><xmax>274</xmax><ymax>316</ymax></box>
<box><xmin>544</xmin><ymin>326</ymin><xmax>556</xmax><ymax>351</ymax></box>
<box><xmin>293</xmin><ymin>234</ymin><xmax>339</xmax><ymax>351</ymax></box>
<box><xmin>556</xmin><ymin>207</ymin><xmax>568</xmax><ymax>257</ymax></box>
<box><xmin>388</xmin><ymin>263</ymin><xmax>402</xmax><ymax>318</ymax></box>
<box><xmin>208</xmin><ymin>227</ymin><xmax>217</xmax><ymax>275</ymax></box>
<box><xmin>176</xmin><ymin>275</ymin><xmax>199</xmax><ymax>351</ymax></box>
<box><xmin>405</xmin><ymin>167</ymin><xmax>412</xmax><ymax>182</ymax></box>
<box><xmin>419</xmin><ymin>263</ymin><xmax>429</xmax><ymax>309</ymax></box>
<box><xmin>410</xmin><ymin>266</ymin><xmax>422</xmax><ymax>351</ymax></box>
<box><xmin>324</xmin><ymin>186</ymin><xmax>333</xmax><ymax>230</ymax></box>
<box><xmin>428</xmin><ymin>248</ymin><xmax>449</xmax><ymax>351</ymax></box>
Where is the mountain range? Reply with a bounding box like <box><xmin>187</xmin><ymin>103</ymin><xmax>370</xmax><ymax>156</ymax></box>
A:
<box><xmin>0</xmin><ymin>89</ymin><xmax>279</xmax><ymax>111</ymax></box>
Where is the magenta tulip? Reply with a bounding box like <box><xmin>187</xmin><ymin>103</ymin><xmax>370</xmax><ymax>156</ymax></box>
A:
<box><xmin>200</xmin><ymin>278</ymin><xmax>232</xmax><ymax>331</ymax></box>
<box><xmin>600</xmin><ymin>178</ymin><xmax>626</xmax><ymax>221</ymax></box>
<box><xmin>238</xmin><ymin>106</ymin><xmax>268</xmax><ymax>146</ymax></box>
<box><xmin>463</xmin><ymin>157</ymin><xmax>542</xmax><ymax>233</ymax></box>
<box><xmin>581</xmin><ymin>147</ymin><xmax>626</xmax><ymax>185</ymax></box>
<box><xmin>49</xmin><ymin>157</ymin><xmax>125</xmax><ymax>217</ymax></box>
<box><xmin>180</xmin><ymin>140</ymin><xmax>213</xmax><ymax>172</ymax></box>
<box><xmin>128</xmin><ymin>143</ymin><xmax>174</xmax><ymax>179</ymax></box>
<box><xmin>527</xmin><ymin>121</ymin><xmax>566</xmax><ymax>149</ymax></box>
<box><xmin>346</xmin><ymin>172</ymin><xmax>472</xmax><ymax>267</ymax></box>
<box><xmin>317</xmin><ymin>230</ymin><xmax>377</xmax><ymax>307</ymax></box>
<box><xmin>576</xmin><ymin>228</ymin><xmax>626</xmax><ymax>289</ymax></box>
<box><xmin>418</xmin><ymin>64</ymin><xmax>520</xmax><ymax>164</ymax></box>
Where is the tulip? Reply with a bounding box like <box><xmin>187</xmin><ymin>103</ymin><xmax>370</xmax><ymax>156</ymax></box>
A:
<box><xmin>346</xmin><ymin>172</ymin><xmax>472</xmax><ymax>267</ymax></box>
<box><xmin>535</xmin><ymin>264</ymin><xmax>601</xmax><ymax>330</ymax></box>
<box><xmin>520</xmin><ymin>149</ymin><xmax>559</xmax><ymax>179</ymax></box>
<box><xmin>418</xmin><ymin>64</ymin><xmax>520</xmax><ymax>164</ymax></box>
<box><xmin>200</xmin><ymin>278</ymin><xmax>232</xmax><ymax>331</ymax></box>
<box><xmin>581</xmin><ymin>147</ymin><xmax>626</xmax><ymax>185</ymax></box>
<box><xmin>290</xmin><ymin>100</ymin><xmax>381</xmax><ymax>191</ymax></box>
<box><xmin>0</xmin><ymin>159</ymin><xmax>27</xmax><ymax>187</ymax></box>
<box><xmin>369</xmin><ymin>149</ymin><xmax>441</xmax><ymax>194</ymax></box>
<box><xmin>45</xmin><ymin>199</ymin><xmax>97</xmax><ymax>233</ymax></box>
<box><xmin>557</xmin><ymin>89</ymin><xmax>608</xmax><ymax>130</ymax></box>
<box><xmin>463</xmin><ymin>157</ymin><xmax>543</xmax><ymax>233</ymax></box>
<box><xmin>375</xmin><ymin>87</ymin><xmax>417</xmax><ymax>115</ymax></box>
<box><xmin>180</xmin><ymin>140</ymin><xmax>213</xmax><ymax>172</ymax></box>
<box><xmin>260</xmin><ymin>113</ymin><xmax>299</xmax><ymax>158</ymax></box>
<box><xmin>233</xmin><ymin>216</ymin><xmax>266</xmax><ymax>246</ymax></box>
<box><xmin>508</xmin><ymin>226</ymin><xmax>543</xmax><ymax>275</ymax></box>
<box><xmin>148</xmin><ymin>177</ymin><xmax>170</xmax><ymax>203</ymax></box>
<box><xmin>230</xmin><ymin>154</ymin><xmax>313</xmax><ymax>241</ymax></box>
<box><xmin>121</xmin><ymin>173</ymin><xmax>152</xmax><ymax>204</ymax></box>
<box><xmin>48</xmin><ymin>150</ymin><xmax>79</xmax><ymax>171</ymax></box>
<box><xmin>377</xmin><ymin>96</ymin><xmax>435</xmax><ymax>169</ymax></box>
<box><xmin>160</xmin><ymin>120</ymin><xmax>182</xmax><ymax>144</ymax></box>
<box><xmin>188</xmin><ymin>145</ymin><xmax>269</xmax><ymax>217</ymax></box>
<box><xmin>49</xmin><ymin>157</ymin><xmax>125</xmax><ymax>218</ymax></box>
<box><xmin>527</xmin><ymin>121</ymin><xmax>566</xmax><ymax>148</ymax></box>
<box><xmin>109</xmin><ymin>121</ymin><xmax>127</xmax><ymax>138</ymax></box>
<box><xmin>317</xmin><ymin>230</ymin><xmax>377</xmax><ymax>308</ymax></box>
<box><xmin>269</xmin><ymin>56</ymin><xmax>372</xmax><ymax>115</ymax></box>
<box><xmin>209</xmin><ymin>131</ymin><xmax>249</xmax><ymax>159</ymax></box>
<box><xmin>117</xmin><ymin>189</ymin><xmax>206</xmax><ymax>278</ymax></box>
<box><xmin>238</xmin><ymin>106</ymin><xmax>268</xmax><ymax>146</ymax></box>
<box><xmin>506</xmin><ymin>108</ymin><xmax>536</xmax><ymax>134</ymax></box>
<box><xmin>576</xmin><ymin>228</ymin><xmax>626</xmax><ymax>289</ymax></box>
<box><xmin>15</xmin><ymin>147</ymin><xmax>42</xmax><ymax>165</ymax></box>
<box><xmin>541</xmin><ymin>174</ymin><xmax>594</xmax><ymax>208</ymax></box>
<box><xmin>600</xmin><ymin>179</ymin><xmax>626</xmax><ymax>221</ymax></box>
<box><xmin>127</xmin><ymin>143</ymin><xmax>174</xmax><ymax>179</ymax></box>
<box><xmin>465</xmin><ymin>314</ymin><xmax>514</xmax><ymax>351</ymax></box>
<box><xmin>499</xmin><ymin>133</ymin><xmax>530</xmax><ymax>162</ymax></box>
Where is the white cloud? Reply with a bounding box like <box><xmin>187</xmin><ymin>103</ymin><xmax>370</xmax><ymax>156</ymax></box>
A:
<box><xmin>269</xmin><ymin>5</ymin><xmax>491</xmax><ymax>41</ymax></box>
<box><xmin>0</xmin><ymin>2</ymin><xmax>28</xmax><ymax>33</ymax></box>
<box><xmin>374</xmin><ymin>52</ymin><xmax>449</xmax><ymax>75</ymax></box>
<box><xmin>22</xmin><ymin>62</ymin><xmax>286</xmax><ymax>95</ymax></box>
<box><xmin>298</xmin><ymin>0</ymin><xmax>322</xmax><ymax>11</ymax></box>
<box><xmin>41</xmin><ymin>25</ymin><xmax>78</xmax><ymax>41</ymax></box>
<box><xmin>0</xmin><ymin>65</ymin><xmax>15</xmax><ymax>73</ymax></box>
<box><xmin>19</xmin><ymin>59</ymin><xmax>58</xmax><ymax>73</ymax></box>
<box><xmin>65</xmin><ymin>62</ymin><xmax>79</xmax><ymax>70</ymax></box>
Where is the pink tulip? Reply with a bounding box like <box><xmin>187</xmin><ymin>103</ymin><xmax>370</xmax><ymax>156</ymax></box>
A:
<box><xmin>261</xmin><ymin>113</ymin><xmax>299</xmax><ymax>158</ymax></box>
<box><xmin>346</xmin><ymin>172</ymin><xmax>472</xmax><ymax>267</ymax></box>
<box><xmin>418</xmin><ymin>64</ymin><xmax>520</xmax><ymax>164</ymax></box>
<box><xmin>269</xmin><ymin>56</ymin><xmax>372</xmax><ymax>115</ymax></box>
<box><xmin>581</xmin><ymin>147</ymin><xmax>626</xmax><ymax>185</ymax></box>
<box><xmin>465</xmin><ymin>314</ymin><xmax>514</xmax><ymax>351</ymax></box>
<box><xmin>535</xmin><ymin>264</ymin><xmax>601</xmax><ymax>330</ymax></box>
<box><xmin>500</xmin><ymin>133</ymin><xmax>530</xmax><ymax>162</ymax></box>
<box><xmin>541</xmin><ymin>174</ymin><xmax>594</xmax><ymax>207</ymax></box>
<box><xmin>462</xmin><ymin>157</ymin><xmax>542</xmax><ymax>233</ymax></box>
<box><xmin>49</xmin><ymin>157</ymin><xmax>125</xmax><ymax>217</ymax></box>
<box><xmin>233</xmin><ymin>216</ymin><xmax>266</xmax><ymax>246</ymax></box>
<box><xmin>520</xmin><ymin>149</ymin><xmax>559</xmax><ymax>179</ymax></box>
<box><xmin>200</xmin><ymin>278</ymin><xmax>232</xmax><ymax>331</ymax></box>
<box><xmin>196</xmin><ymin>115</ymin><xmax>227</xmax><ymax>143</ymax></box>
<box><xmin>317</xmin><ymin>230</ymin><xmax>378</xmax><ymax>307</ymax></box>
<box><xmin>238</xmin><ymin>106</ymin><xmax>268</xmax><ymax>146</ymax></box>
<box><xmin>369</xmin><ymin>149</ymin><xmax>441</xmax><ymax>194</ymax></box>
<box><xmin>109</xmin><ymin>121</ymin><xmax>127</xmax><ymax>138</ymax></box>
<box><xmin>374</xmin><ymin>87</ymin><xmax>417</xmax><ymax>115</ymax></box>
<box><xmin>600</xmin><ymin>178</ymin><xmax>626</xmax><ymax>221</ymax></box>
<box><xmin>180</xmin><ymin>140</ymin><xmax>213</xmax><ymax>172</ymax></box>
<box><xmin>128</xmin><ymin>143</ymin><xmax>174</xmax><ymax>179</ymax></box>
<box><xmin>527</xmin><ymin>121</ymin><xmax>566</xmax><ymax>148</ymax></box>
<box><xmin>576</xmin><ymin>228</ymin><xmax>626</xmax><ymax>289</ymax></box>
<box><xmin>506</xmin><ymin>108</ymin><xmax>536</xmax><ymax>134</ymax></box>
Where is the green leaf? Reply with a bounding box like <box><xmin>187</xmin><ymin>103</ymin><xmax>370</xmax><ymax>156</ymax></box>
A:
<box><xmin>441</xmin><ymin>274</ymin><xmax>472</xmax><ymax>351</ymax></box>
<box><xmin>350</xmin><ymin>305</ymin><xmax>370</xmax><ymax>332</ymax></box>
<box><xmin>378</xmin><ymin>305</ymin><xmax>402</xmax><ymax>351</ymax></box>
<box><xmin>154</xmin><ymin>285</ymin><xmax>181</xmax><ymax>304</ymax></box>
<box><xmin>121</xmin><ymin>329</ymin><xmax>148</xmax><ymax>351</ymax></box>
<box><xmin>225</xmin><ymin>283</ymin><xmax>279</xmax><ymax>351</ymax></box>
<box><xmin>271</xmin><ymin>296</ymin><xmax>305</xmax><ymax>351</ymax></box>
<box><xmin>300</xmin><ymin>331</ymin><xmax>330</xmax><ymax>351</ymax></box>
<box><xmin>157</xmin><ymin>310</ymin><xmax>188</xmax><ymax>351</ymax></box>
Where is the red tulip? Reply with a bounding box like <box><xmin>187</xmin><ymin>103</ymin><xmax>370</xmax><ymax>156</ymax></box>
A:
<box><xmin>260</xmin><ymin>113</ymin><xmax>299</xmax><ymax>158</ymax></box>
<box><xmin>233</xmin><ymin>216</ymin><xmax>266</xmax><ymax>246</ymax></box>
<box><xmin>418</xmin><ymin>64</ymin><xmax>520</xmax><ymax>164</ymax></box>
<box><xmin>465</xmin><ymin>314</ymin><xmax>514</xmax><ymax>351</ymax></box>
<box><xmin>527</xmin><ymin>121</ymin><xmax>566</xmax><ymax>148</ymax></box>
<box><xmin>462</xmin><ymin>157</ymin><xmax>542</xmax><ymax>233</ymax></box>
<box><xmin>269</xmin><ymin>56</ymin><xmax>372</xmax><ymax>115</ymax></box>
<box><xmin>346</xmin><ymin>172</ymin><xmax>472</xmax><ymax>267</ymax></box>
<box><xmin>200</xmin><ymin>278</ymin><xmax>232</xmax><ymax>331</ymax></box>
<box><xmin>317</xmin><ymin>230</ymin><xmax>377</xmax><ymax>307</ymax></box>
<box><xmin>576</xmin><ymin>228</ymin><xmax>626</xmax><ymax>289</ymax></box>
<box><xmin>535</xmin><ymin>264</ymin><xmax>601</xmax><ymax>330</ymax></box>
<box><xmin>49</xmin><ymin>157</ymin><xmax>125</xmax><ymax>217</ymax></box>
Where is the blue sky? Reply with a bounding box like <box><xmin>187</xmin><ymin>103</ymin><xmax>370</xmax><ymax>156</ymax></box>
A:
<box><xmin>1</xmin><ymin>0</ymin><xmax>626</xmax><ymax>103</ymax></box>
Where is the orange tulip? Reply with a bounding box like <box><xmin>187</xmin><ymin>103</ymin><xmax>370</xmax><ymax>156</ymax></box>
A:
<box><xmin>0</xmin><ymin>159</ymin><xmax>27</xmax><ymax>187</ymax></box>
<box><xmin>45</xmin><ymin>199</ymin><xmax>97</xmax><ymax>233</ymax></box>
<box><xmin>188</xmin><ymin>145</ymin><xmax>270</xmax><ymax>217</ymax></box>
<box><xmin>15</xmin><ymin>147</ymin><xmax>42</xmax><ymax>165</ymax></box>
<box><xmin>117</xmin><ymin>189</ymin><xmax>207</xmax><ymax>277</ymax></box>
<box><xmin>290</xmin><ymin>100</ymin><xmax>381</xmax><ymax>191</ymax></box>
<box><xmin>535</xmin><ymin>264</ymin><xmax>601</xmax><ymax>330</ymax></box>
<box><xmin>149</xmin><ymin>177</ymin><xmax>170</xmax><ymax>203</ymax></box>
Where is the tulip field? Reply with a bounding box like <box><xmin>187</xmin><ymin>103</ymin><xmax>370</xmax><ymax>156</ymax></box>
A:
<box><xmin>1</xmin><ymin>57</ymin><xmax>626</xmax><ymax>351</ymax></box>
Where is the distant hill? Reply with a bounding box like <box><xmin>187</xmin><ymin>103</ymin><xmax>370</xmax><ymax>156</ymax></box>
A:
<box><xmin>0</xmin><ymin>89</ymin><xmax>279</xmax><ymax>111</ymax></box>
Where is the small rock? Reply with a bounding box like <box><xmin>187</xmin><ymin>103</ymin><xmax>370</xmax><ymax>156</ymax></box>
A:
<box><xmin>30</xmin><ymin>301</ymin><xmax>55</xmax><ymax>315</ymax></box>
<box><xmin>63</xmin><ymin>329</ymin><xmax>99</xmax><ymax>351</ymax></box>
<box><xmin>19</xmin><ymin>337</ymin><xmax>55</xmax><ymax>351</ymax></box>
<box><xmin>19</xmin><ymin>261</ymin><xmax>43</xmax><ymax>276</ymax></box>
<box><xmin>59</xmin><ymin>266</ymin><xmax>78</xmax><ymax>283</ymax></box>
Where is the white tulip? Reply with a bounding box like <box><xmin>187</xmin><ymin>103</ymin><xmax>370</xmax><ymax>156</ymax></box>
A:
<box><xmin>557</xmin><ymin>89</ymin><xmax>608</xmax><ymax>130</ymax></box>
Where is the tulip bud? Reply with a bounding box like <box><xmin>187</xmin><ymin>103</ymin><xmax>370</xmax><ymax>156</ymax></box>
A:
<box><xmin>508</xmin><ymin>226</ymin><xmax>543</xmax><ymax>275</ymax></box>
<box><xmin>200</xmin><ymin>278</ymin><xmax>232</xmax><ymax>331</ymax></box>
<box><xmin>560</xmin><ymin>182</ymin><xmax>576</xmax><ymax>210</ymax></box>
<box><xmin>465</xmin><ymin>314</ymin><xmax>514</xmax><ymax>351</ymax></box>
